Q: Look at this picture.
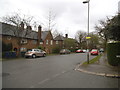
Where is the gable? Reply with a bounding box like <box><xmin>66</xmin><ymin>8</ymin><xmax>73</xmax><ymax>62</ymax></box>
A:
<box><xmin>44</xmin><ymin>31</ymin><xmax>53</xmax><ymax>40</ymax></box>
<box><xmin>54</xmin><ymin>35</ymin><xmax>64</xmax><ymax>41</ymax></box>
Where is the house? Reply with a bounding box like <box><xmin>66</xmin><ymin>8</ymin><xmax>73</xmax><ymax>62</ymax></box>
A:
<box><xmin>0</xmin><ymin>22</ymin><xmax>54</xmax><ymax>54</ymax></box>
<box><xmin>54</xmin><ymin>34</ymin><xmax>79</xmax><ymax>51</ymax></box>
<box><xmin>54</xmin><ymin>34</ymin><xmax>65</xmax><ymax>48</ymax></box>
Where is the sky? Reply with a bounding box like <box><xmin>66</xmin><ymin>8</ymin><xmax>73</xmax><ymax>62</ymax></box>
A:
<box><xmin>0</xmin><ymin>0</ymin><xmax>120</xmax><ymax>38</ymax></box>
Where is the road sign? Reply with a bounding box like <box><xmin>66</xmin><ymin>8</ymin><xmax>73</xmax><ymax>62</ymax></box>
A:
<box><xmin>86</xmin><ymin>37</ymin><xmax>91</xmax><ymax>39</ymax></box>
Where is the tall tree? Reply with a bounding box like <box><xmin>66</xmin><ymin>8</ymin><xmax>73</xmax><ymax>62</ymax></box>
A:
<box><xmin>75</xmin><ymin>30</ymin><xmax>87</xmax><ymax>48</ymax></box>
<box><xmin>89</xmin><ymin>33</ymin><xmax>101</xmax><ymax>49</ymax></box>
<box><xmin>95</xmin><ymin>13</ymin><xmax>120</xmax><ymax>49</ymax></box>
<box><xmin>64</xmin><ymin>38</ymin><xmax>76</xmax><ymax>49</ymax></box>
<box><xmin>43</xmin><ymin>9</ymin><xmax>56</xmax><ymax>31</ymax></box>
<box><xmin>95</xmin><ymin>19</ymin><xmax>109</xmax><ymax>42</ymax></box>
<box><xmin>107</xmin><ymin>13</ymin><xmax>120</xmax><ymax>41</ymax></box>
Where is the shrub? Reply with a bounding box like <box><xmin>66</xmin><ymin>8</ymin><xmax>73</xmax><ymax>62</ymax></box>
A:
<box><xmin>2</xmin><ymin>42</ymin><xmax>13</xmax><ymax>52</ymax></box>
<box><xmin>69</xmin><ymin>48</ymin><xmax>76</xmax><ymax>52</ymax></box>
<box><xmin>52</xmin><ymin>46</ymin><xmax>61</xmax><ymax>54</ymax></box>
<box><xmin>107</xmin><ymin>42</ymin><xmax>120</xmax><ymax>66</ymax></box>
<box><xmin>38</xmin><ymin>46</ymin><xmax>44</xmax><ymax>50</ymax></box>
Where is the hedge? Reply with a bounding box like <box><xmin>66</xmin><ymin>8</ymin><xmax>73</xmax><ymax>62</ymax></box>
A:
<box><xmin>52</xmin><ymin>46</ymin><xmax>61</xmax><ymax>54</ymax></box>
<box><xmin>2</xmin><ymin>42</ymin><xmax>13</xmax><ymax>52</ymax></box>
<box><xmin>107</xmin><ymin>42</ymin><xmax>120</xmax><ymax>66</ymax></box>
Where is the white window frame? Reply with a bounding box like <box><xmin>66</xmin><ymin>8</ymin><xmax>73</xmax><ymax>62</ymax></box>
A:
<box><xmin>40</xmin><ymin>41</ymin><xmax>43</xmax><ymax>45</ymax></box>
<box><xmin>7</xmin><ymin>36</ymin><xmax>11</xmax><ymax>40</ymax></box>
<box><xmin>46</xmin><ymin>40</ymin><xmax>49</xmax><ymax>45</ymax></box>
<box><xmin>50</xmin><ymin>40</ymin><xmax>53</xmax><ymax>45</ymax></box>
<box><xmin>20</xmin><ymin>47</ymin><xmax>27</xmax><ymax>51</ymax></box>
<box><xmin>21</xmin><ymin>39</ymin><xmax>27</xmax><ymax>44</ymax></box>
<box><xmin>56</xmin><ymin>41</ymin><xmax>58</xmax><ymax>44</ymax></box>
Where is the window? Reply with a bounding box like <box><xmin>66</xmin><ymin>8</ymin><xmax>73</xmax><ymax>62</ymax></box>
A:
<box><xmin>32</xmin><ymin>40</ymin><xmax>37</xmax><ymax>44</ymax></box>
<box><xmin>40</xmin><ymin>42</ymin><xmax>43</xmax><ymax>45</ymax></box>
<box><xmin>56</xmin><ymin>41</ymin><xmax>58</xmax><ymax>44</ymax></box>
<box><xmin>20</xmin><ymin>47</ymin><xmax>27</xmax><ymax>51</ymax></box>
<box><xmin>46</xmin><ymin>40</ymin><xmax>49</xmax><ymax>45</ymax></box>
<box><xmin>21</xmin><ymin>39</ymin><xmax>27</xmax><ymax>44</ymax></box>
<box><xmin>7</xmin><ymin>36</ymin><xmax>11</xmax><ymax>40</ymax></box>
<box><xmin>50</xmin><ymin>40</ymin><xmax>53</xmax><ymax>45</ymax></box>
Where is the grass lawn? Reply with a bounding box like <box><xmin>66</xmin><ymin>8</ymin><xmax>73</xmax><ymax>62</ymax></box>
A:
<box><xmin>83</xmin><ymin>54</ymin><xmax>102</xmax><ymax>65</ymax></box>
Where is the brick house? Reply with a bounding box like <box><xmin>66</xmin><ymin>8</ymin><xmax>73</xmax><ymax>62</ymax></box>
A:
<box><xmin>0</xmin><ymin>22</ymin><xmax>54</xmax><ymax>54</ymax></box>
<box><xmin>54</xmin><ymin>34</ymin><xmax>79</xmax><ymax>51</ymax></box>
<box><xmin>54</xmin><ymin>34</ymin><xmax>65</xmax><ymax>48</ymax></box>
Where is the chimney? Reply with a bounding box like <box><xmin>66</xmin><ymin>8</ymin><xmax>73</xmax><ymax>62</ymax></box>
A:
<box><xmin>26</xmin><ymin>26</ymin><xmax>32</xmax><ymax>30</ymax></box>
<box><xmin>38</xmin><ymin>25</ymin><xmax>42</xmax><ymax>44</ymax></box>
<box><xmin>65</xmin><ymin>34</ymin><xmax>68</xmax><ymax>38</ymax></box>
<box><xmin>20</xmin><ymin>22</ymin><xmax>24</xmax><ymax>30</ymax></box>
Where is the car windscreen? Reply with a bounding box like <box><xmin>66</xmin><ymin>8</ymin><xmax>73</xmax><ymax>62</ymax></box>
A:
<box><xmin>61</xmin><ymin>49</ymin><xmax>65</xmax><ymax>51</ymax></box>
<box><xmin>92</xmin><ymin>50</ymin><xmax>97</xmax><ymax>51</ymax></box>
<box><xmin>27</xmin><ymin>49</ymin><xmax>32</xmax><ymax>52</ymax></box>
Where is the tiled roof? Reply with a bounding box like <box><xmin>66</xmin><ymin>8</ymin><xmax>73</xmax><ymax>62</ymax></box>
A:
<box><xmin>54</xmin><ymin>35</ymin><xmax>65</xmax><ymax>41</ymax></box>
<box><xmin>41</xmin><ymin>31</ymin><xmax>49</xmax><ymax>41</ymax></box>
<box><xmin>0</xmin><ymin>22</ymin><xmax>49</xmax><ymax>41</ymax></box>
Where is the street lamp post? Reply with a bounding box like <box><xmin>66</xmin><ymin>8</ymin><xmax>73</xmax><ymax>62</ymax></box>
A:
<box><xmin>83</xmin><ymin>0</ymin><xmax>90</xmax><ymax>64</ymax></box>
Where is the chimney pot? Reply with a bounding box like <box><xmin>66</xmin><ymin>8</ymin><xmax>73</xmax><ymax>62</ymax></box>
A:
<box><xmin>20</xmin><ymin>22</ymin><xmax>24</xmax><ymax>30</ymax></box>
<box><xmin>65</xmin><ymin>34</ymin><xmax>68</xmax><ymax>38</ymax></box>
<box><xmin>27</xmin><ymin>26</ymin><xmax>32</xmax><ymax>30</ymax></box>
<box><xmin>38</xmin><ymin>25</ymin><xmax>42</xmax><ymax>44</ymax></box>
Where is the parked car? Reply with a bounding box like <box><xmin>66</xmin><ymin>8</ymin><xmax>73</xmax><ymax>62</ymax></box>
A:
<box><xmin>99</xmin><ymin>48</ymin><xmax>104</xmax><ymax>53</ymax></box>
<box><xmin>90</xmin><ymin>49</ymin><xmax>99</xmax><ymax>55</ymax></box>
<box><xmin>25</xmin><ymin>49</ymin><xmax>46</xmax><ymax>58</ymax></box>
<box><xmin>76</xmin><ymin>49</ymin><xmax>83</xmax><ymax>53</ymax></box>
<box><xmin>60</xmin><ymin>49</ymin><xmax>71</xmax><ymax>54</ymax></box>
<box><xmin>83</xmin><ymin>49</ymin><xmax>87</xmax><ymax>53</ymax></box>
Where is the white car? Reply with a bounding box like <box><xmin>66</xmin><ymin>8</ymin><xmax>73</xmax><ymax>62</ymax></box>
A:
<box><xmin>83</xmin><ymin>49</ymin><xmax>87</xmax><ymax>53</ymax></box>
<box><xmin>25</xmin><ymin>49</ymin><xmax>46</xmax><ymax>58</ymax></box>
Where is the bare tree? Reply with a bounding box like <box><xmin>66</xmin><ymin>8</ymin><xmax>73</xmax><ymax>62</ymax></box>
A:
<box><xmin>52</xmin><ymin>29</ymin><xmax>63</xmax><ymax>38</ymax></box>
<box><xmin>75</xmin><ymin>30</ymin><xmax>87</xmax><ymax>49</ymax></box>
<box><xmin>42</xmin><ymin>9</ymin><xmax>56</xmax><ymax>31</ymax></box>
<box><xmin>48</xmin><ymin>10</ymin><xmax>56</xmax><ymax>31</ymax></box>
<box><xmin>1</xmin><ymin>12</ymin><xmax>36</xmax><ymax>56</ymax></box>
<box><xmin>75</xmin><ymin>30</ymin><xmax>86</xmax><ymax>43</ymax></box>
<box><xmin>95</xmin><ymin>16</ymin><xmax>111</xmax><ymax>42</ymax></box>
<box><xmin>94</xmin><ymin>17</ymin><xmax>111</xmax><ymax>50</ymax></box>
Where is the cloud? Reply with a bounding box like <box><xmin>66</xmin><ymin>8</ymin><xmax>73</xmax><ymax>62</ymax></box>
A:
<box><xmin>0</xmin><ymin>0</ymin><xmax>120</xmax><ymax>38</ymax></box>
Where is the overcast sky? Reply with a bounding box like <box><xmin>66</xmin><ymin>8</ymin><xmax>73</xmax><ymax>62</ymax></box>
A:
<box><xmin>0</xmin><ymin>0</ymin><xmax>120</xmax><ymax>38</ymax></box>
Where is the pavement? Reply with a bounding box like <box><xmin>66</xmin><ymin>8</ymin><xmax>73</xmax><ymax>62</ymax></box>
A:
<box><xmin>75</xmin><ymin>53</ymin><xmax>120</xmax><ymax>78</ymax></box>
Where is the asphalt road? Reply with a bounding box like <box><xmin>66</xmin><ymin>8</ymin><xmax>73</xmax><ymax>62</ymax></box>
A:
<box><xmin>2</xmin><ymin>53</ymin><xmax>119</xmax><ymax>88</ymax></box>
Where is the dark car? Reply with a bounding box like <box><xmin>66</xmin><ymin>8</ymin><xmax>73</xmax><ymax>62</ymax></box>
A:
<box><xmin>90</xmin><ymin>49</ymin><xmax>99</xmax><ymax>55</ymax></box>
<box><xmin>60</xmin><ymin>49</ymin><xmax>71</xmax><ymax>54</ymax></box>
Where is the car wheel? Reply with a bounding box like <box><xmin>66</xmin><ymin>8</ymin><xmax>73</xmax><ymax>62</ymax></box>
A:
<box><xmin>32</xmin><ymin>54</ymin><xmax>36</xmax><ymax>58</ymax></box>
<box><xmin>43</xmin><ymin>54</ymin><xmax>46</xmax><ymax>57</ymax></box>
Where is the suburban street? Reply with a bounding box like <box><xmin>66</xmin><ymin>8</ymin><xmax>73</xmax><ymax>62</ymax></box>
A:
<box><xmin>2</xmin><ymin>53</ymin><xmax>119</xmax><ymax>88</ymax></box>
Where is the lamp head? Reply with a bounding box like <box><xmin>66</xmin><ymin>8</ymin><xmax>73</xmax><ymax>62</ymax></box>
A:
<box><xmin>83</xmin><ymin>0</ymin><xmax>90</xmax><ymax>3</ymax></box>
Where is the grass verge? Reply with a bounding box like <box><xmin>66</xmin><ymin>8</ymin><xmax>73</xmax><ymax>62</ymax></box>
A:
<box><xmin>83</xmin><ymin>54</ymin><xmax>102</xmax><ymax>65</ymax></box>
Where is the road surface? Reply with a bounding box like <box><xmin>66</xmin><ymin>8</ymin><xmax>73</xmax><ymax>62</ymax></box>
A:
<box><xmin>2</xmin><ymin>53</ymin><xmax>119</xmax><ymax>88</ymax></box>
